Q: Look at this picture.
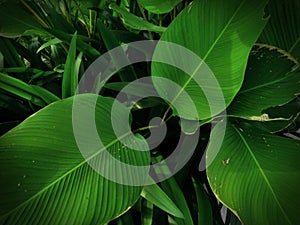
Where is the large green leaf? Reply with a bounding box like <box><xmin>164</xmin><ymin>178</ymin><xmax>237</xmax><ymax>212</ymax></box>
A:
<box><xmin>0</xmin><ymin>94</ymin><xmax>150</xmax><ymax>224</ymax></box>
<box><xmin>151</xmin><ymin>0</ymin><xmax>268</xmax><ymax>120</ymax></box>
<box><xmin>259</xmin><ymin>0</ymin><xmax>300</xmax><ymax>60</ymax></box>
<box><xmin>206</xmin><ymin>120</ymin><xmax>300</xmax><ymax>225</ymax></box>
<box><xmin>138</xmin><ymin>0</ymin><xmax>182</xmax><ymax>14</ymax></box>
<box><xmin>228</xmin><ymin>44</ymin><xmax>300</xmax><ymax>119</ymax></box>
<box><xmin>0</xmin><ymin>2</ymin><xmax>45</xmax><ymax>38</ymax></box>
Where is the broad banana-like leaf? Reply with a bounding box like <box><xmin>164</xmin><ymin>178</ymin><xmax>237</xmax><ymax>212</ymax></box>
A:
<box><xmin>138</xmin><ymin>0</ymin><xmax>182</xmax><ymax>14</ymax></box>
<box><xmin>206</xmin><ymin>120</ymin><xmax>300</xmax><ymax>225</ymax></box>
<box><xmin>259</xmin><ymin>0</ymin><xmax>300</xmax><ymax>60</ymax></box>
<box><xmin>0</xmin><ymin>94</ymin><xmax>150</xmax><ymax>225</ymax></box>
<box><xmin>228</xmin><ymin>44</ymin><xmax>300</xmax><ymax>118</ymax></box>
<box><xmin>152</xmin><ymin>0</ymin><xmax>268</xmax><ymax>120</ymax></box>
<box><xmin>0</xmin><ymin>2</ymin><xmax>45</xmax><ymax>38</ymax></box>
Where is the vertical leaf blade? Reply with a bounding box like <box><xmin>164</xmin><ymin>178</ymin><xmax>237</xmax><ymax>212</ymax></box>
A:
<box><xmin>62</xmin><ymin>32</ymin><xmax>77</xmax><ymax>98</ymax></box>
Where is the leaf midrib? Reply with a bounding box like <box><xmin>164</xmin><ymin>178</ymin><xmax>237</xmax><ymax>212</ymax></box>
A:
<box><xmin>233</xmin><ymin>125</ymin><xmax>292</xmax><ymax>225</ymax></box>
<box><xmin>289</xmin><ymin>36</ymin><xmax>300</xmax><ymax>54</ymax></box>
<box><xmin>163</xmin><ymin>0</ymin><xmax>247</xmax><ymax>117</ymax></box>
<box><xmin>238</xmin><ymin>73</ymin><xmax>293</xmax><ymax>94</ymax></box>
<box><xmin>1</xmin><ymin>131</ymin><xmax>132</xmax><ymax>219</ymax></box>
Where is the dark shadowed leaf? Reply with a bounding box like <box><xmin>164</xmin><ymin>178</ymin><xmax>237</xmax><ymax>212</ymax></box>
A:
<box><xmin>228</xmin><ymin>44</ymin><xmax>300</xmax><ymax>119</ymax></box>
<box><xmin>259</xmin><ymin>0</ymin><xmax>300</xmax><ymax>60</ymax></box>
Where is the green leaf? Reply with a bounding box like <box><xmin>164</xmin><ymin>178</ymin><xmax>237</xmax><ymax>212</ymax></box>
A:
<box><xmin>36</xmin><ymin>38</ymin><xmax>62</xmax><ymax>53</ymax></box>
<box><xmin>192</xmin><ymin>177</ymin><xmax>213</xmax><ymax>225</ymax></box>
<box><xmin>141</xmin><ymin>184</ymin><xmax>184</xmax><ymax>218</ymax></box>
<box><xmin>246</xmin><ymin>97</ymin><xmax>300</xmax><ymax>133</ymax></box>
<box><xmin>0</xmin><ymin>2</ymin><xmax>46</xmax><ymax>38</ymax></box>
<box><xmin>141</xmin><ymin>198</ymin><xmax>153</xmax><ymax>225</ymax></box>
<box><xmin>138</xmin><ymin>0</ymin><xmax>182</xmax><ymax>14</ymax></box>
<box><xmin>105</xmin><ymin>82</ymin><xmax>157</xmax><ymax>97</ymax></box>
<box><xmin>151</xmin><ymin>154</ymin><xmax>193</xmax><ymax>225</ymax></box>
<box><xmin>62</xmin><ymin>32</ymin><xmax>77</xmax><ymax>98</ymax></box>
<box><xmin>206</xmin><ymin>120</ymin><xmax>300</xmax><ymax>225</ymax></box>
<box><xmin>0</xmin><ymin>94</ymin><xmax>150</xmax><ymax>224</ymax></box>
<box><xmin>47</xmin><ymin>29</ymin><xmax>100</xmax><ymax>60</ymax></box>
<box><xmin>109</xmin><ymin>3</ymin><xmax>167</xmax><ymax>33</ymax></box>
<box><xmin>0</xmin><ymin>72</ymin><xmax>59</xmax><ymax>106</ymax></box>
<box><xmin>0</xmin><ymin>38</ymin><xmax>25</xmax><ymax>67</ymax></box>
<box><xmin>30</xmin><ymin>85</ymin><xmax>60</xmax><ymax>104</ymax></box>
<box><xmin>228</xmin><ymin>44</ymin><xmax>300</xmax><ymax>118</ymax></box>
<box><xmin>160</xmin><ymin>177</ymin><xmax>193</xmax><ymax>225</ymax></box>
<box><xmin>259</xmin><ymin>0</ymin><xmax>300</xmax><ymax>60</ymax></box>
<box><xmin>98</xmin><ymin>24</ymin><xmax>137</xmax><ymax>81</ymax></box>
<box><xmin>151</xmin><ymin>0</ymin><xmax>268</xmax><ymax>120</ymax></box>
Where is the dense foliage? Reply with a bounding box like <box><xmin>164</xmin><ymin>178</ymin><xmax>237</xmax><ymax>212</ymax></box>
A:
<box><xmin>0</xmin><ymin>0</ymin><xmax>299</xmax><ymax>224</ymax></box>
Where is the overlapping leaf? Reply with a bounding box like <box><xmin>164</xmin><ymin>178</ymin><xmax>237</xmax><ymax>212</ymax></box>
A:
<box><xmin>259</xmin><ymin>0</ymin><xmax>300</xmax><ymax>60</ymax></box>
<box><xmin>228</xmin><ymin>44</ymin><xmax>300</xmax><ymax>118</ymax></box>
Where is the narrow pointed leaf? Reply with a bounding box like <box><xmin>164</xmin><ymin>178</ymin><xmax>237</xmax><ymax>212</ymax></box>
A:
<box><xmin>0</xmin><ymin>72</ymin><xmax>58</xmax><ymax>106</ymax></box>
<box><xmin>141</xmin><ymin>184</ymin><xmax>184</xmax><ymax>218</ymax></box>
<box><xmin>192</xmin><ymin>178</ymin><xmax>213</xmax><ymax>225</ymax></box>
<box><xmin>0</xmin><ymin>38</ymin><xmax>25</xmax><ymax>67</ymax></box>
<box><xmin>62</xmin><ymin>32</ymin><xmax>77</xmax><ymax>98</ymax></box>
<box><xmin>47</xmin><ymin>29</ymin><xmax>100</xmax><ymax>60</ymax></box>
<box><xmin>36</xmin><ymin>38</ymin><xmax>62</xmax><ymax>53</ymax></box>
<box><xmin>141</xmin><ymin>199</ymin><xmax>153</xmax><ymax>225</ymax></box>
<box><xmin>109</xmin><ymin>3</ymin><xmax>167</xmax><ymax>33</ymax></box>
